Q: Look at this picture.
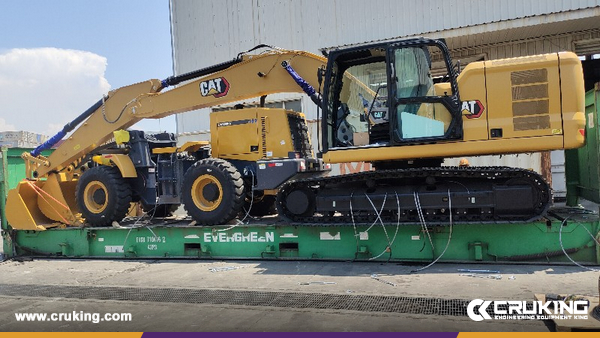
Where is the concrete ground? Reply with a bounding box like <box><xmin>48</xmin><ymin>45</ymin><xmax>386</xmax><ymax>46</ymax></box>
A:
<box><xmin>0</xmin><ymin>258</ymin><xmax>598</xmax><ymax>332</ymax></box>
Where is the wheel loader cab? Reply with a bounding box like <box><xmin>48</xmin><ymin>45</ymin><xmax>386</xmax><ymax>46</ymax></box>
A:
<box><xmin>321</xmin><ymin>38</ymin><xmax>462</xmax><ymax>163</ymax></box>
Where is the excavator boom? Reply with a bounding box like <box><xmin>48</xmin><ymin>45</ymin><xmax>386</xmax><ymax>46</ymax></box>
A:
<box><xmin>30</xmin><ymin>49</ymin><xmax>327</xmax><ymax>178</ymax></box>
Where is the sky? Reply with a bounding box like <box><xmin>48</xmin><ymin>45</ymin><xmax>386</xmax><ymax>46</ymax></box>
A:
<box><xmin>0</xmin><ymin>0</ymin><xmax>176</xmax><ymax>136</ymax></box>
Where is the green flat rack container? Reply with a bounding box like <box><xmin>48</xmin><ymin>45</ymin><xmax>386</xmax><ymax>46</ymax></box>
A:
<box><xmin>566</xmin><ymin>83</ymin><xmax>600</xmax><ymax>206</ymax></box>
<box><xmin>6</xmin><ymin>215</ymin><xmax>600</xmax><ymax>264</ymax></box>
<box><xmin>0</xmin><ymin>147</ymin><xmax>53</xmax><ymax>238</ymax></box>
<box><xmin>1</xmin><ymin>147</ymin><xmax>52</xmax><ymax>191</ymax></box>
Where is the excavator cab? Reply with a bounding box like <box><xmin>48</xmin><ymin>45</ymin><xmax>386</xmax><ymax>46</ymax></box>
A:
<box><xmin>321</xmin><ymin>38</ymin><xmax>462</xmax><ymax>166</ymax></box>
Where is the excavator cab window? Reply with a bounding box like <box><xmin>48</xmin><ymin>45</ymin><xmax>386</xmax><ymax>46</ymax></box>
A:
<box><xmin>323</xmin><ymin>48</ymin><xmax>388</xmax><ymax>148</ymax></box>
<box><xmin>390</xmin><ymin>44</ymin><xmax>462</xmax><ymax>144</ymax></box>
<box><xmin>322</xmin><ymin>38</ymin><xmax>462</xmax><ymax>152</ymax></box>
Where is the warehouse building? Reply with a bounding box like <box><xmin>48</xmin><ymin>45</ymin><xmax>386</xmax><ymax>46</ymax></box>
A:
<box><xmin>0</xmin><ymin>131</ymin><xmax>48</xmax><ymax>148</ymax></box>
<box><xmin>169</xmin><ymin>0</ymin><xmax>600</xmax><ymax>197</ymax></box>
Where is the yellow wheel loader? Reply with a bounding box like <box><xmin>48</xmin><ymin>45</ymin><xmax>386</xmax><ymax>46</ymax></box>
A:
<box><xmin>5</xmin><ymin>38</ymin><xmax>585</xmax><ymax>230</ymax></box>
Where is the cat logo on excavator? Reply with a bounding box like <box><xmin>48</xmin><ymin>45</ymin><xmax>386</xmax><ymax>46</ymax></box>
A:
<box><xmin>199</xmin><ymin>77</ymin><xmax>230</xmax><ymax>98</ymax></box>
<box><xmin>462</xmin><ymin>100</ymin><xmax>484</xmax><ymax>119</ymax></box>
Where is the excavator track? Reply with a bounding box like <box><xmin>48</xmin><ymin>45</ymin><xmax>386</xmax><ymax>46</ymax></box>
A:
<box><xmin>276</xmin><ymin>166</ymin><xmax>551</xmax><ymax>225</ymax></box>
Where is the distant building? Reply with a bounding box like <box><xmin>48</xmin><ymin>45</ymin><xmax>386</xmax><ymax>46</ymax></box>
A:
<box><xmin>0</xmin><ymin>131</ymin><xmax>48</xmax><ymax>148</ymax></box>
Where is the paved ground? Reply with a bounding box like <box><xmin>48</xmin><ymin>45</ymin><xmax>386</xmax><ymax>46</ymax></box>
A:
<box><xmin>0</xmin><ymin>258</ymin><xmax>598</xmax><ymax>332</ymax></box>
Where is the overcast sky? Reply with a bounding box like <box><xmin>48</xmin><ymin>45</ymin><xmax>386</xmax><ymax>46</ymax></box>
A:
<box><xmin>0</xmin><ymin>0</ymin><xmax>175</xmax><ymax>136</ymax></box>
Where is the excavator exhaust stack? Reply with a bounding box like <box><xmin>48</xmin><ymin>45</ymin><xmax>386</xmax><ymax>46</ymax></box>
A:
<box><xmin>6</xmin><ymin>173</ymin><xmax>79</xmax><ymax>231</ymax></box>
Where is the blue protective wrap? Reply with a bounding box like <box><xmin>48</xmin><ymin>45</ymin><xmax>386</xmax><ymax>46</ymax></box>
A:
<box><xmin>31</xmin><ymin>130</ymin><xmax>66</xmax><ymax>157</ymax></box>
<box><xmin>283</xmin><ymin>63</ymin><xmax>316</xmax><ymax>97</ymax></box>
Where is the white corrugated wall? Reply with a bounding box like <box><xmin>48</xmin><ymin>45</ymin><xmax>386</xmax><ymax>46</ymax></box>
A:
<box><xmin>171</xmin><ymin>0</ymin><xmax>600</xmax><ymax>63</ymax></box>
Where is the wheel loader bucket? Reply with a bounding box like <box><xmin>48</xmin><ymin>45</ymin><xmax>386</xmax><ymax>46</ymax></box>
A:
<box><xmin>5</xmin><ymin>174</ymin><xmax>79</xmax><ymax>231</ymax></box>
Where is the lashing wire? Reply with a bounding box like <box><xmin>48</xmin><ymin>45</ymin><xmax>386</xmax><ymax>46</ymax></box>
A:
<box><xmin>367</xmin><ymin>193</ymin><xmax>401</xmax><ymax>261</ymax></box>
<box><xmin>24</xmin><ymin>180</ymin><xmax>70</xmax><ymax>225</ymax></box>
<box><xmin>218</xmin><ymin>170</ymin><xmax>257</xmax><ymax>233</ymax></box>
<box><xmin>236</xmin><ymin>169</ymin><xmax>256</xmax><ymax>226</ymax></box>
<box><xmin>364</xmin><ymin>192</ymin><xmax>391</xmax><ymax>243</ymax></box>
<box><xmin>349</xmin><ymin>191</ymin><xmax>360</xmax><ymax>257</ymax></box>
<box><xmin>117</xmin><ymin>176</ymin><xmax>160</xmax><ymax>247</ymax></box>
<box><xmin>349</xmin><ymin>191</ymin><xmax>401</xmax><ymax>261</ymax></box>
<box><xmin>414</xmin><ymin>191</ymin><xmax>435</xmax><ymax>251</ymax></box>
<box><xmin>411</xmin><ymin>189</ymin><xmax>454</xmax><ymax>273</ymax></box>
<box><xmin>363</xmin><ymin>193</ymin><xmax>388</xmax><ymax>234</ymax></box>
<box><xmin>122</xmin><ymin>202</ymin><xmax>160</xmax><ymax>249</ymax></box>
<box><xmin>581</xmin><ymin>223</ymin><xmax>600</xmax><ymax>247</ymax></box>
<box><xmin>558</xmin><ymin>216</ymin><xmax>600</xmax><ymax>272</ymax></box>
<box><xmin>121</xmin><ymin>214</ymin><xmax>168</xmax><ymax>257</ymax></box>
<box><xmin>390</xmin><ymin>193</ymin><xmax>401</xmax><ymax>255</ymax></box>
<box><xmin>123</xmin><ymin>171</ymin><xmax>258</xmax><ymax>245</ymax></box>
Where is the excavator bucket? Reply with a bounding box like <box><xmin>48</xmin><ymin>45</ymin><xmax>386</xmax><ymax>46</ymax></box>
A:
<box><xmin>5</xmin><ymin>174</ymin><xmax>79</xmax><ymax>231</ymax></box>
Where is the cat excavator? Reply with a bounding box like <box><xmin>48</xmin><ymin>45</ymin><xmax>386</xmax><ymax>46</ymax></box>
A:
<box><xmin>5</xmin><ymin>38</ymin><xmax>585</xmax><ymax>231</ymax></box>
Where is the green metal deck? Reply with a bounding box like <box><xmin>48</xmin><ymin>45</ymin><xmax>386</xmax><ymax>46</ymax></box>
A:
<box><xmin>5</xmin><ymin>211</ymin><xmax>599</xmax><ymax>264</ymax></box>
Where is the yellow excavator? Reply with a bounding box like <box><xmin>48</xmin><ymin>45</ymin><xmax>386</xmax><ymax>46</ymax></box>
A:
<box><xmin>6</xmin><ymin>38</ymin><xmax>585</xmax><ymax>231</ymax></box>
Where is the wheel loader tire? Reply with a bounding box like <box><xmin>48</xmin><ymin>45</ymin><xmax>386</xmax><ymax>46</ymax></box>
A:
<box><xmin>76</xmin><ymin>166</ymin><xmax>132</xmax><ymax>227</ymax></box>
<box><xmin>141</xmin><ymin>203</ymin><xmax>179</xmax><ymax>218</ymax></box>
<box><xmin>182</xmin><ymin>158</ymin><xmax>244</xmax><ymax>225</ymax></box>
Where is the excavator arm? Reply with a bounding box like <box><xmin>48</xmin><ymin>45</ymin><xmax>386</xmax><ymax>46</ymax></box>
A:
<box><xmin>8</xmin><ymin>47</ymin><xmax>331</xmax><ymax>230</ymax></box>
<box><xmin>29</xmin><ymin>48</ymin><xmax>328</xmax><ymax>179</ymax></box>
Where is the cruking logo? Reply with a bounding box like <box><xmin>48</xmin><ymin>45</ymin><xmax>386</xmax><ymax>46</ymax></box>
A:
<box><xmin>467</xmin><ymin>298</ymin><xmax>589</xmax><ymax>321</ymax></box>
